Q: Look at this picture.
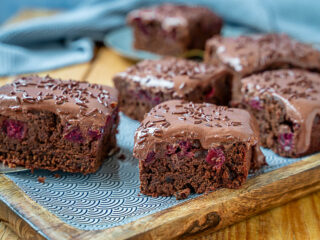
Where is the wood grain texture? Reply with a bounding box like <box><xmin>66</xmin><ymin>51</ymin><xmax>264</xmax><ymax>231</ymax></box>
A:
<box><xmin>189</xmin><ymin>190</ymin><xmax>320</xmax><ymax>240</ymax></box>
<box><xmin>0</xmin><ymin>221</ymin><xmax>20</xmax><ymax>240</ymax></box>
<box><xmin>85</xmin><ymin>47</ymin><xmax>135</xmax><ymax>86</ymax></box>
<box><xmin>2</xmin><ymin>191</ymin><xmax>320</xmax><ymax>240</ymax></box>
<box><xmin>0</xmin><ymin>201</ymin><xmax>44</xmax><ymax>240</ymax></box>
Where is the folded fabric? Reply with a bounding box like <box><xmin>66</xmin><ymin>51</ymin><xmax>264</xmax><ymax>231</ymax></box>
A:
<box><xmin>0</xmin><ymin>0</ymin><xmax>319</xmax><ymax>76</ymax></box>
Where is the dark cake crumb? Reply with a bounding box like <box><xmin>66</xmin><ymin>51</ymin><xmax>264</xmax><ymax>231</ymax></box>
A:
<box><xmin>38</xmin><ymin>176</ymin><xmax>46</xmax><ymax>184</ymax></box>
<box><xmin>118</xmin><ymin>154</ymin><xmax>126</xmax><ymax>160</ymax></box>
<box><xmin>174</xmin><ymin>188</ymin><xmax>191</xmax><ymax>200</ymax></box>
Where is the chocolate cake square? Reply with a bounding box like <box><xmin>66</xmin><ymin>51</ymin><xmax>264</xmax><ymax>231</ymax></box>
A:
<box><xmin>133</xmin><ymin>100</ymin><xmax>265</xmax><ymax>199</ymax></box>
<box><xmin>0</xmin><ymin>75</ymin><xmax>119</xmax><ymax>174</ymax></box>
<box><xmin>204</xmin><ymin>34</ymin><xmax>320</xmax><ymax>102</ymax></box>
<box><xmin>113</xmin><ymin>57</ymin><xmax>232</xmax><ymax>121</ymax></box>
<box><xmin>242</xmin><ymin>69</ymin><xmax>320</xmax><ymax>157</ymax></box>
<box><xmin>127</xmin><ymin>4</ymin><xmax>223</xmax><ymax>56</ymax></box>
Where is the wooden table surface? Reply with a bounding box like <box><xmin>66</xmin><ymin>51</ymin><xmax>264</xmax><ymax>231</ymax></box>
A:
<box><xmin>0</xmin><ymin>47</ymin><xmax>320</xmax><ymax>239</ymax></box>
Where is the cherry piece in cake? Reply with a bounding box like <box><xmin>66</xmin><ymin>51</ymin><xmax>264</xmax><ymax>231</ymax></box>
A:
<box><xmin>133</xmin><ymin>100</ymin><xmax>265</xmax><ymax>199</ymax></box>
<box><xmin>0</xmin><ymin>75</ymin><xmax>119</xmax><ymax>174</ymax></box>
<box><xmin>241</xmin><ymin>69</ymin><xmax>320</xmax><ymax>157</ymax></box>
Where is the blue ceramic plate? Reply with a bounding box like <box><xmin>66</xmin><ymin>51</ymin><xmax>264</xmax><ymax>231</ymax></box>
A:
<box><xmin>104</xmin><ymin>27</ymin><xmax>160</xmax><ymax>61</ymax></box>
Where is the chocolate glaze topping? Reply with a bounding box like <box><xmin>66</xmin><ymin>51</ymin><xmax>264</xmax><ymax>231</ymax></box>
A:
<box><xmin>0</xmin><ymin>75</ymin><xmax>118</xmax><ymax>127</ymax></box>
<box><xmin>115</xmin><ymin>57</ymin><xmax>229</xmax><ymax>97</ymax></box>
<box><xmin>205</xmin><ymin>34</ymin><xmax>320</xmax><ymax>76</ymax></box>
<box><xmin>134</xmin><ymin>100</ymin><xmax>261</xmax><ymax>160</ymax></box>
<box><xmin>242</xmin><ymin>69</ymin><xmax>320</xmax><ymax>154</ymax></box>
<box><xmin>127</xmin><ymin>4</ymin><xmax>222</xmax><ymax>31</ymax></box>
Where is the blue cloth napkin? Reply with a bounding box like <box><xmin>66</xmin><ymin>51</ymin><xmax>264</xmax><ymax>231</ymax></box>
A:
<box><xmin>0</xmin><ymin>0</ymin><xmax>320</xmax><ymax>76</ymax></box>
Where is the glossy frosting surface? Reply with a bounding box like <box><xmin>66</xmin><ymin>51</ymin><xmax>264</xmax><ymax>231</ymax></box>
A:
<box><xmin>134</xmin><ymin>100</ymin><xmax>260</xmax><ymax>160</ymax></box>
<box><xmin>205</xmin><ymin>34</ymin><xmax>320</xmax><ymax>76</ymax></box>
<box><xmin>115</xmin><ymin>57</ymin><xmax>228</xmax><ymax>97</ymax></box>
<box><xmin>0</xmin><ymin>75</ymin><xmax>118</xmax><ymax>127</ymax></box>
<box><xmin>242</xmin><ymin>69</ymin><xmax>320</xmax><ymax>153</ymax></box>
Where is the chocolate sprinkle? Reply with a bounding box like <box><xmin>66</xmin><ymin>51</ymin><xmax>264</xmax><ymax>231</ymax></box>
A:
<box><xmin>2</xmin><ymin>75</ymin><xmax>118</xmax><ymax>127</ymax></box>
<box><xmin>231</xmin><ymin>121</ymin><xmax>242</xmax><ymax>126</ymax></box>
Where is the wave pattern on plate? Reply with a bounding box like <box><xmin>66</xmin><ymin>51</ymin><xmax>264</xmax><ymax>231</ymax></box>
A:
<box><xmin>6</xmin><ymin>114</ymin><xmax>314</xmax><ymax>230</ymax></box>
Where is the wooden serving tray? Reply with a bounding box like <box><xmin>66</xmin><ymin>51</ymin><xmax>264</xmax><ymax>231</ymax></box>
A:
<box><xmin>0</xmin><ymin>153</ymin><xmax>320</xmax><ymax>240</ymax></box>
